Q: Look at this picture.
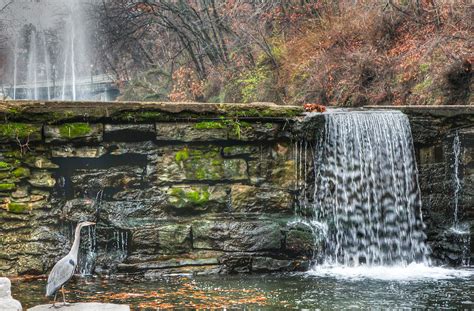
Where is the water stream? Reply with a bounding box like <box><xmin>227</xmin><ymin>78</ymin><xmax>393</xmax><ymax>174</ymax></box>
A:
<box><xmin>311</xmin><ymin>111</ymin><xmax>429</xmax><ymax>267</ymax></box>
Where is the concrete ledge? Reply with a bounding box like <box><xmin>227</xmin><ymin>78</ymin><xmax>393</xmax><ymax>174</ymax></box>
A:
<box><xmin>28</xmin><ymin>303</ymin><xmax>130</xmax><ymax>311</ymax></box>
<box><xmin>364</xmin><ymin>105</ymin><xmax>474</xmax><ymax>118</ymax></box>
<box><xmin>0</xmin><ymin>101</ymin><xmax>303</xmax><ymax>123</ymax></box>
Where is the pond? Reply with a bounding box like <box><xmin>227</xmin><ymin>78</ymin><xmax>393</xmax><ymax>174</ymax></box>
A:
<box><xmin>12</xmin><ymin>266</ymin><xmax>474</xmax><ymax>310</ymax></box>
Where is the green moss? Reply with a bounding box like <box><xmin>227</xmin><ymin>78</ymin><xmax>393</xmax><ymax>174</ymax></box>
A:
<box><xmin>169</xmin><ymin>187</ymin><xmax>210</xmax><ymax>206</ymax></box>
<box><xmin>185</xmin><ymin>189</ymin><xmax>210</xmax><ymax>205</ymax></box>
<box><xmin>59</xmin><ymin>123</ymin><xmax>92</xmax><ymax>139</ymax></box>
<box><xmin>175</xmin><ymin>148</ymin><xmax>190</xmax><ymax>162</ymax></box>
<box><xmin>12</xmin><ymin>167</ymin><xmax>30</xmax><ymax>178</ymax></box>
<box><xmin>0</xmin><ymin>183</ymin><xmax>16</xmax><ymax>191</ymax></box>
<box><xmin>264</xmin><ymin>123</ymin><xmax>274</xmax><ymax>129</ymax></box>
<box><xmin>195</xmin><ymin>168</ymin><xmax>207</xmax><ymax>180</ymax></box>
<box><xmin>0</xmin><ymin>162</ymin><xmax>11</xmax><ymax>171</ymax></box>
<box><xmin>0</xmin><ymin>123</ymin><xmax>38</xmax><ymax>139</ymax></box>
<box><xmin>194</xmin><ymin>121</ymin><xmax>226</xmax><ymax>130</ymax></box>
<box><xmin>7</xmin><ymin>202</ymin><xmax>29</xmax><ymax>214</ymax></box>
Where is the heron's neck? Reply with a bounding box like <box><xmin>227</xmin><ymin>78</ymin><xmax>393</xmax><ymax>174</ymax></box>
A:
<box><xmin>69</xmin><ymin>225</ymin><xmax>82</xmax><ymax>257</ymax></box>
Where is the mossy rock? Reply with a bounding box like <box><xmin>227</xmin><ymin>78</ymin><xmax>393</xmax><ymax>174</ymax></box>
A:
<box><xmin>44</xmin><ymin>123</ymin><xmax>103</xmax><ymax>143</ymax></box>
<box><xmin>0</xmin><ymin>183</ymin><xmax>16</xmax><ymax>192</ymax></box>
<box><xmin>59</xmin><ymin>123</ymin><xmax>92</xmax><ymax>138</ymax></box>
<box><xmin>7</xmin><ymin>202</ymin><xmax>31</xmax><ymax>214</ymax></box>
<box><xmin>157</xmin><ymin>147</ymin><xmax>247</xmax><ymax>183</ymax></box>
<box><xmin>12</xmin><ymin>167</ymin><xmax>31</xmax><ymax>179</ymax></box>
<box><xmin>167</xmin><ymin>185</ymin><xmax>228</xmax><ymax>213</ymax></box>
<box><xmin>0</xmin><ymin>123</ymin><xmax>42</xmax><ymax>142</ymax></box>
<box><xmin>0</xmin><ymin>161</ymin><xmax>11</xmax><ymax>171</ymax></box>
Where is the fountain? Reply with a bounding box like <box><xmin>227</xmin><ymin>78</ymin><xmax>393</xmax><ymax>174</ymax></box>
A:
<box><xmin>309</xmin><ymin>111</ymin><xmax>430</xmax><ymax>268</ymax></box>
<box><xmin>1</xmin><ymin>0</ymin><xmax>116</xmax><ymax>100</ymax></box>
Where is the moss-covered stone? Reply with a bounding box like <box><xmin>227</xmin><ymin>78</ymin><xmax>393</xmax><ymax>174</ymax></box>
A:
<box><xmin>12</xmin><ymin>167</ymin><xmax>30</xmax><ymax>179</ymax></box>
<box><xmin>156</xmin><ymin>146</ymin><xmax>247</xmax><ymax>183</ymax></box>
<box><xmin>0</xmin><ymin>123</ymin><xmax>42</xmax><ymax>142</ymax></box>
<box><xmin>58</xmin><ymin>123</ymin><xmax>92</xmax><ymax>138</ymax></box>
<box><xmin>0</xmin><ymin>183</ymin><xmax>16</xmax><ymax>191</ymax></box>
<box><xmin>194</xmin><ymin>121</ymin><xmax>226</xmax><ymax>130</ymax></box>
<box><xmin>156</xmin><ymin>123</ymin><xmax>228</xmax><ymax>142</ymax></box>
<box><xmin>0</xmin><ymin>161</ymin><xmax>11</xmax><ymax>171</ymax></box>
<box><xmin>167</xmin><ymin>185</ymin><xmax>228</xmax><ymax>213</ymax></box>
<box><xmin>44</xmin><ymin>123</ymin><xmax>103</xmax><ymax>143</ymax></box>
<box><xmin>7</xmin><ymin>202</ymin><xmax>30</xmax><ymax>214</ymax></box>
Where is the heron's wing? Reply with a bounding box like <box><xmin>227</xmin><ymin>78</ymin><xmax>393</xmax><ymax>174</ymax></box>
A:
<box><xmin>46</xmin><ymin>255</ymin><xmax>76</xmax><ymax>297</ymax></box>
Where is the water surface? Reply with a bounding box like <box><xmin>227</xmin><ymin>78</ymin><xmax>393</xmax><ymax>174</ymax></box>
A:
<box><xmin>12</xmin><ymin>269</ymin><xmax>474</xmax><ymax>310</ymax></box>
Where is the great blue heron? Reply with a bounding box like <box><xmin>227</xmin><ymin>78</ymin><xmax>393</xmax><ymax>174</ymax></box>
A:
<box><xmin>46</xmin><ymin>221</ymin><xmax>95</xmax><ymax>307</ymax></box>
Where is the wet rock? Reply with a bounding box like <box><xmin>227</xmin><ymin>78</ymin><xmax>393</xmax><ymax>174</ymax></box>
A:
<box><xmin>192</xmin><ymin>219</ymin><xmax>283</xmax><ymax>252</ymax></box>
<box><xmin>228</xmin><ymin>122</ymin><xmax>282</xmax><ymax>141</ymax></box>
<box><xmin>70</xmin><ymin>166</ymin><xmax>144</xmax><ymax>196</ymax></box>
<box><xmin>166</xmin><ymin>185</ymin><xmax>228</xmax><ymax>214</ymax></box>
<box><xmin>44</xmin><ymin>123</ymin><xmax>103</xmax><ymax>143</ymax></box>
<box><xmin>26</xmin><ymin>156</ymin><xmax>59</xmax><ymax>169</ymax></box>
<box><xmin>131</xmin><ymin>223</ymin><xmax>192</xmax><ymax>255</ymax></box>
<box><xmin>0</xmin><ymin>277</ymin><xmax>22</xmax><ymax>311</ymax></box>
<box><xmin>285</xmin><ymin>222</ymin><xmax>318</xmax><ymax>256</ymax></box>
<box><xmin>231</xmin><ymin>184</ymin><xmax>292</xmax><ymax>213</ymax></box>
<box><xmin>156</xmin><ymin>122</ymin><xmax>228</xmax><ymax>141</ymax></box>
<box><xmin>247</xmin><ymin>143</ymin><xmax>295</xmax><ymax>188</ymax></box>
<box><xmin>154</xmin><ymin>147</ymin><xmax>247</xmax><ymax>183</ymax></box>
<box><xmin>252</xmin><ymin>257</ymin><xmax>309</xmax><ymax>272</ymax></box>
<box><xmin>105</xmin><ymin>124</ymin><xmax>155</xmax><ymax>138</ymax></box>
<box><xmin>28</xmin><ymin>171</ymin><xmax>56</xmax><ymax>188</ymax></box>
<box><xmin>52</xmin><ymin>145</ymin><xmax>107</xmax><ymax>158</ymax></box>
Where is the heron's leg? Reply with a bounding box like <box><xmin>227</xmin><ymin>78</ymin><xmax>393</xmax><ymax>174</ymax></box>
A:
<box><xmin>61</xmin><ymin>286</ymin><xmax>71</xmax><ymax>306</ymax></box>
<box><xmin>49</xmin><ymin>292</ymin><xmax>58</xmax><ymax>309</ymax></box>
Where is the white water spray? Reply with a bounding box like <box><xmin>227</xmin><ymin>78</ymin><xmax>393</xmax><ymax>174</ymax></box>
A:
<box><xmin>311</xmin><ymin>111</ymin><xmax>429</xmax><ymax>267</ymax></box>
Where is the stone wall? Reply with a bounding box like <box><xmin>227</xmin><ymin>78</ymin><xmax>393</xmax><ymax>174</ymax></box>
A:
<box><xmin>392</xmin><ymin>106</ymin><xmax>474</xmax><ymax>265</ymax></box>
<box><xmin>0</xmin><ymin>102</ymin><xmax>472</xmax><ymax>277</ymax></box>
<box><xmin>0</xmin><ymin>101</ymin><xmax>311</xmax><ymax>276</ymax></box>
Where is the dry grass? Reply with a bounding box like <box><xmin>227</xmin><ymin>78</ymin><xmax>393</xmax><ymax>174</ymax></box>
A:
<box><xmin>278</xmin><ymin>1</ymin><xmax>473</xmax><ymax>106</ymax></box>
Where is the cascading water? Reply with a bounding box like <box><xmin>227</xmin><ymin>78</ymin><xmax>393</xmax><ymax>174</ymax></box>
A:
<box><xmin>310</xmin><ymin>111</ymin><xmax>430</xmax><ymax>267</ymax></box>
<box><xmin>449</xmin><ymin>131</ymin><xmax>470</xmax><ymax>266</ymax></box>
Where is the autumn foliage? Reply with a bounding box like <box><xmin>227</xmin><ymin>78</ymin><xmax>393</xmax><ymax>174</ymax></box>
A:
<box><xmin>96</xmin><ymin>0</ymin><xmax>472</xmax><ymax>106</ymax></box>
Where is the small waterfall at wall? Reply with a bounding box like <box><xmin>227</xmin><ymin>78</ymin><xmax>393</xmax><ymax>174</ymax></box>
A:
<box><xmin>311</xmin><ymin>111</ymin><xmax>430</xmax><ymax>267</ymax></box>
<box><xmin>449</xmin><ymin>131</ymin><xmax>470</xmax><ymax>266</ymax></box>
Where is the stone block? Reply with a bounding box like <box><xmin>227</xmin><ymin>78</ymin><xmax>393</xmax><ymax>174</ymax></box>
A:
<box><xmin>231</xmin><ymin>184</ymin><xmax>292</xmax><ymax>213</ymax></box>
<box><xmin>52</xmin><ymin>145</ymin><xmax>107</xmax><ymax>158</ymax></box>
<box><xmin>166</xmin><ymin>185</ymin><xmax>229</xmax><ymax>214</ymax></box>
<box><xmin>155</xmin><ymin>147</ymin><xmax>247</xmax><ymax>183</ymax></box>
<box><xmin>131</xmin><ymin>224</ymin><xmax>192</xmax><ymax>255</ymax></box>
<box><xmin>192</xmin><ymin>219</ymin><xmax>283</xmax><ymax>252</ymax></box>
<box><xmin>44</xmin><ymin>123</ymin><xmax>103</xmax><ymax>143</ymax></box>
<box><xmin>156</xmin><ymin>122</ymin><xmax>228</xmax><ymax>141</ymax></box>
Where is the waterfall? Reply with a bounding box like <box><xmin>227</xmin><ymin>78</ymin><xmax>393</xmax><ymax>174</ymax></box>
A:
<box><xmin>311</xmin><ymin>111</ymin><xmax>429</xmax><ymax>267</ymax></box>
<box><xmin>449</xmin><ymin>131</ymin><xmax>471</xmax><ymax>266</ymax></box>
<box><xmin>452</xmin><ymin>131</ymin><xmax>462</xmax><ymax>228</ymax></box>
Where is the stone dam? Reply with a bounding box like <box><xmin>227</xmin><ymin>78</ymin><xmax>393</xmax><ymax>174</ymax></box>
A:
<box><xmin>0</xmin><ymin>101</ymin><xmax>472</xmax><ymax>277</ymax></box>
